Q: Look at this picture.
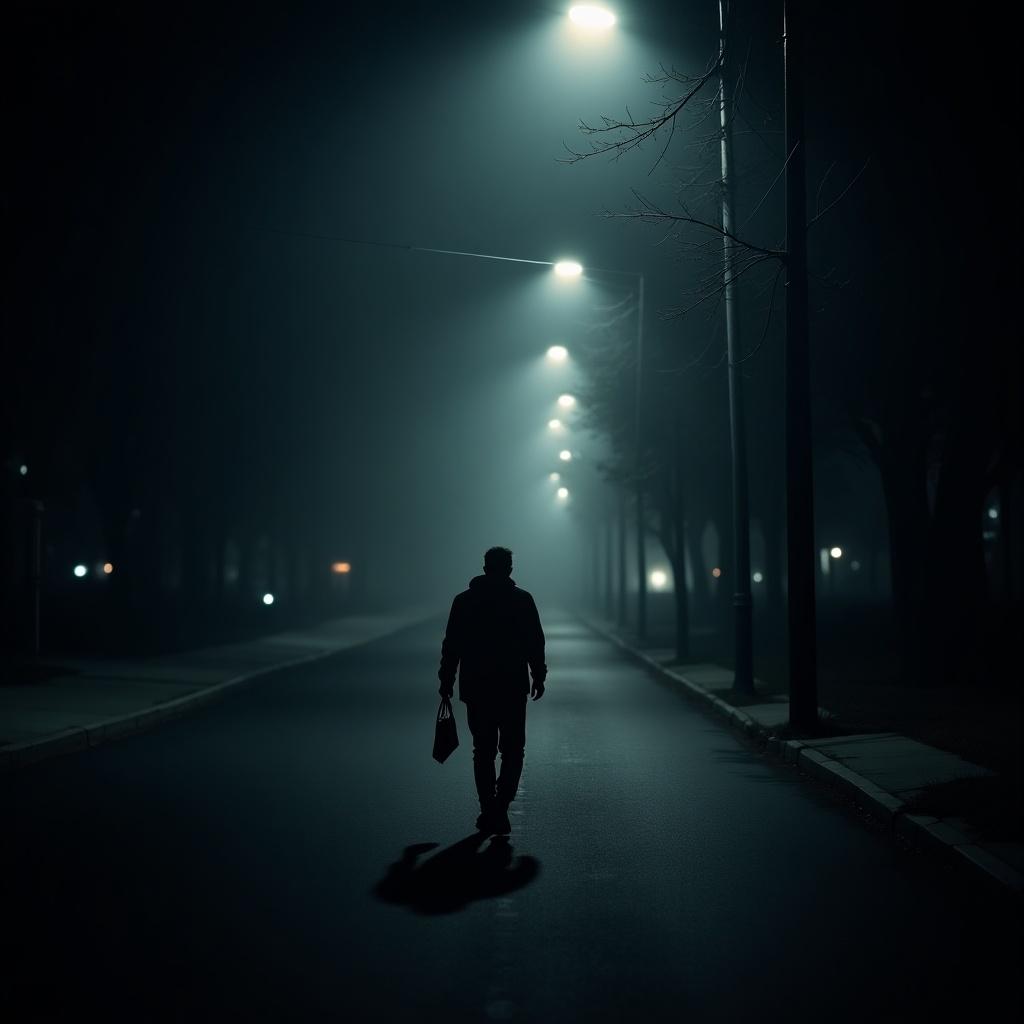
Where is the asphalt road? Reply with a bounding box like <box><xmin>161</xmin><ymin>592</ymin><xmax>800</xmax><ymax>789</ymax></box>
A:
<box><xmin>2</xmin><ymin>616</ymin><xmax>1020</xmax><ymax>1022</ymax></box>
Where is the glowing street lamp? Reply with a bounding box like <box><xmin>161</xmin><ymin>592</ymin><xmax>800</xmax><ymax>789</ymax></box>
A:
<box><xmin>548</xmin><ymin>418</ymin><xmax>564</xmax><ymax>431</ymax></box>
<box><xmin>650</xmin><ymin>569</ymin><xmax>668</xmax><ymax>590</ymax></box>
<box><xmin>331</xmin><ymin>561</ymin><xmax>352</xmax><ymax>574</ymax></box>
<box><xmin>559</xmin><ymin>450</ymin><xmax>572</xmax><ymax>462</ymax></box>
<box><xmin>557</xmin><ymin>487</ymin><xmax>570</xmax><ymax>500</ymax></box>
<box><xmin>262</xmin><ymin>593</ymin><xmax>275</xmax><ymax>606</ymax></box>
<box><xmin>549</xmin><ymin>472</ymin><xmax>561</xmax><ymax>482</ymax></box>
<box><xmin>557</xmin><ymin>394</ymin><xmax>576</xmax><ymax>410</ymax></box>
<box><xmin>568</xmin><ymin>5</ymin><xmax>616</xmax><ymax>29</ymax></box>
<box><xmin>73</xmin><ymin>564</ymin><xmax>87</xmax><ymax>578</ymax></box>
<box><xmin>553</xmin><ymin>260</ymin><xmax>583</xmax><ymax>279</ymax></box>
<box><xmin>546</xmin><ymin>345</ymin><xmax>569</xmax><ymax>363</ymax></box>
<box><xmin>829</xmin><ymin>546</ymin><xmax>843</xmax><ymax>560</ymax></box>
<box><xmin>102</xmin><ymin>562</ymin><xmax>114</xmax><ymax>575</ymax></box>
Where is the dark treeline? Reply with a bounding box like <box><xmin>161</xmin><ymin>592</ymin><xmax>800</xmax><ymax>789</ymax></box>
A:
<box><xmin>567</xmin><ymin>0</ymin><xmax>1020</xmax><ymax>691</ymax></box>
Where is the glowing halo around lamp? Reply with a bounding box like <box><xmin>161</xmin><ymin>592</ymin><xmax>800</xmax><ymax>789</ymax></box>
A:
<box><xmin>568</xmin><ymin>5</ymin><xmax>616</xmax><ymax>30</ymax></box>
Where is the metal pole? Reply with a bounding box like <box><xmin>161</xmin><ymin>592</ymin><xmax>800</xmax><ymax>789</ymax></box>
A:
<box><xmin>784</xmin><ymin>0</ymin><xmax>818</xmax><ymax>730</ymax></box>
<box><xmin>617</xmin><ymin>484</ymin><xmax>628</xmax><ymax>627</ymax></box>
<box><xmin>30</xmin><ymin>500</ymin><xmax>43</xmax><ymax>656</ymax></box>
<box><xmin>719</xmin><ymin>0</ymin><xmax>754</xmax><ymax>695</ymax></box>
<box><xmin>634</xmin><ymin>274</ymin><xmax>647</xmax><ymax>642</ymax></box>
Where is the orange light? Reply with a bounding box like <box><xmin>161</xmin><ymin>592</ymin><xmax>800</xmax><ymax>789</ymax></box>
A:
<box><xmin>711</xmin><ymin>567</ymin><xmax>722</xmax><ymax>578</ymax></box>
<box><xmin>331</xmin><ymin>562</ymin><xmax>352</xmax><ymax>574</ymax></box>
<box><xmin>103</xmin><ymin>562</ymin><xmax>114</xmax><ymax>575</ymax></box>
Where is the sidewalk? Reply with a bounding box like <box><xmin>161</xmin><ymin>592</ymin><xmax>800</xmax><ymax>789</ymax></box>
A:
<box><xmin>585</xmin><ymin>617</ymin><xmax>1024</xmax><ymax>901</ymax></box>
<box><xmin>0</xmin><ymin>608</ymin><xmax>435</xmax><ymax>774</ymax></box>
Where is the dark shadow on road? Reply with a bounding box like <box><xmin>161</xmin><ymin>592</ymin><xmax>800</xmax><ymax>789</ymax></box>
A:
<box><xmin>374</xmin><ymin>833</ymin><xmax>541</xmax><ymax>915</ymax></box>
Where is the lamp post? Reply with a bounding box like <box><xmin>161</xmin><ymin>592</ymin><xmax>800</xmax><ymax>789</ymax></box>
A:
<box><xmin>718</xmin><ymin>0</ymin><xmax>754</xmax><ymax>695</ymax></box>
<box><xmin>783</xmin><ymin>0</ymin><xmax>818</xmax><ymax>731</ymax></box>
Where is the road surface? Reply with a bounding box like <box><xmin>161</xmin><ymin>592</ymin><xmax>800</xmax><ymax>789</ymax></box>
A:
<box><xmin>2</xmin><ymin>616</ymin><xmax>1019</xmax><ymax>1021</ymax></box>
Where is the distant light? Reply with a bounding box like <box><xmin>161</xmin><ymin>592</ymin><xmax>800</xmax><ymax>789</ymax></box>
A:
<box><xmin>850</xmin><ymin>560</ymin><xmax>861</xmax><ymax>572</ymax></box>
<box><xmin>987</xmin><ymin>507</ymin><xmax>999</xmax><ymax>520</ymax></box>
<box><xmin>557</xmin><ymin>487</ymin><xmax>569</xmax><ymax>500</ymax></box>
<box><xmin>650</xmin><ymin>569</ymin><xmax>668</xmax><ymax>590</ymax></box>
<box><xmin>331</xmin><ymin>561</ymin><xmax>352</xmax><ymax>575</ymax></box>
<box><xmin>829</xmin><ymin>546</ymin><xmax>843</xmax><ymax>559</ymax></box>
<box><xmin>262</xmin><ymin>593</ymin><xmax>275</xmax><ymax>606</ymax></box>
<box><xmin>102</xmin><ymin>562</ymin><xmax>113</xmax><ymax>575</ymax></box>
<box><xmin>559</xmin><ymin>450</ymin><xmax>572</xmax><ymax>462</ymax></box>
<box><xmin>557</xmin><ymin>394</ymin><xmax>576</xmax><ymax>409</ymax></box>
<box><xmin>554</xmin><ymin>260</ymin><xmax>583</xmax><ymax>279</ymax></box>
<box><xmin>548</xmin><ymin>418</ymin><xmax>563</xmax><ymax>431</ymax></box>
<box><xmin>73</xmin><ymin>564</ymin><xmax>88</xmax><ymax>578</ymax></box>
<box><xmin>711</xmin><ymin>567</ymin><xmax>722</xmax><ymax>579</ymax></box>
<box><xmin>569</xmin><ymin>5</ymin><xmax>616</xmax><ymax>29</ymax></box>
<box><xmin>547</xmin><ymin>345</ymin><xmax>569</xmax><ymax>363</ymax></box>
<box><xmin>19</xmin><ymin>464</ymin><xmax>28</xmax><ymax>476</ymax></box>
<box><xmin>752</xmin><ymin>571</ymin><xmax>763</xmax><ymax>583</ymax></box>
<box><xmin>549</xmin><ymin>472</ymin><xmax>561</xmax><ymax>482</ymax></box>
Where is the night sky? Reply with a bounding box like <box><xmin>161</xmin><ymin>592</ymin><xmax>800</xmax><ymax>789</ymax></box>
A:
<box><xmin>6</xmin><ymin>1</ymin><xmax>1017</xmax><ymax>623</ymax></box>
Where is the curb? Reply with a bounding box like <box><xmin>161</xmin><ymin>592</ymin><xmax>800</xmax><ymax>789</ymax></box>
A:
<box><xmin>586</xmin><ymin>618</ymin><xmax>1023</xmax><ymax>901</ymax></box>
<box><xmin>1</xmin><ymin>616</ymin><xmax>432</xmax><ymax>777</ymax></box>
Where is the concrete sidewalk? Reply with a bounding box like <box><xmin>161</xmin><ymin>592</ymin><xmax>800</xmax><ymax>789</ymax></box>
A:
<box><xmin>0</xmin><ymin>608</ymin><xmax>436</xmax><ymax>774</ymax></box>
<box><xmin>587</xmin><ymin>618</ymin><xmax>1024</xmax><ymax>901</ymax></box>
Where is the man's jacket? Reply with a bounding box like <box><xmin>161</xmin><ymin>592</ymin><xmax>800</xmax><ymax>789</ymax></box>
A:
<box><xmin>438</xmin><ymin>574</ymin><xmax>546</xmax><ymax>704</ymax></box>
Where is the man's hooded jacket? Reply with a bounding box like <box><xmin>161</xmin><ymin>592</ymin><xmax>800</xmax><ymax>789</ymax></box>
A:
<box><xmin>438</xmin><ymin>574</ymin><xmax>546</xmax><ymax>704</ymax></box>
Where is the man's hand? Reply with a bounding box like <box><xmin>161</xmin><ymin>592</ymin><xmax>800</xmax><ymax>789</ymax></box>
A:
<box><xmin>530</xmin><ymin>679</ymin><xmax>545</xmax><ymax>701</ymax></box>
<box><xmin>438</xmin><ymin>682</ymin><xmax>454</xmax><ymax>699</ymax></box>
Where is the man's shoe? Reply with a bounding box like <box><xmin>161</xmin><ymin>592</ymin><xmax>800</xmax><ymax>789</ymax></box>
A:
<box><xmin>475</xmin><ymin>801</ymin><xmax>512</xmax><ymax>835</ymax></box>
<box><xmin>491</xmin><ymin>805</ymin><xmax>512</xmax><ymax>835</ymax></box>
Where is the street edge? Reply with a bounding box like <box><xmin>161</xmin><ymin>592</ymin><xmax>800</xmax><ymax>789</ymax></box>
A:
<box><xmin>582</xmin><ymin>617</ymin><xmax>1023</xmax><ymax>902</ymax></box>
<box><xmin>0</xmin><ymin>614</ymin><xmax>435</xmax><ymax>777</ymax></box>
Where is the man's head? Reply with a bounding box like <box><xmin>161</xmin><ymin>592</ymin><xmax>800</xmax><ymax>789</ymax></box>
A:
<box><xmin>483</xmin><ymin>546</ymin><xmax>513</xmax><ymax>577</ymax></box>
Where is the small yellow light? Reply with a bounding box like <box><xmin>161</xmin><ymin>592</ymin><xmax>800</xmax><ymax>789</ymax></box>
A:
<box><xmin>712</xmin><ymin>567</ymin><xmax>722</xmax><ymax>578</ymax></box>
<box><xmin>103</xmin><ymin>562</ymin><xmax>114</xmax><ymax>575</ymax></box>
<box><xmin>331</xmin><ymin>561</ymin><xmax>352</xmax><ymax>574</ymax></box>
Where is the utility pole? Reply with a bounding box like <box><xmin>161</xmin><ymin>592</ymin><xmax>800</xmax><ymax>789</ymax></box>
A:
<box><xmin>634</xmin><ymin>274</ymin><xmax>647</xmax><ymax>642</ymax></box>
<box><xmin>617</xmin><ymin>484</ymin><xmax>628</xmax><ymax>627</ymax></box>
<box><xmin>719</xmin><ymin>0</ymin><xmax>754</xmax><ymax>695</ymax></box>
<box><xmin>783</xmin><ymin>0</ymin><xmax>818</xmax><ymax>730</ymax></box>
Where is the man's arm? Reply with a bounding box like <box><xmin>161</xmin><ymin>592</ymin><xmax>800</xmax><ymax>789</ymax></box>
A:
<box><xmin>438</xmin><ymin>597</ymin><xmax>462</xmax><ymax>697</ymax></box>
<box><xmin>525</xmin><ymin>595</ymin><xmax>547</xmax><ymax>700</ymax></box>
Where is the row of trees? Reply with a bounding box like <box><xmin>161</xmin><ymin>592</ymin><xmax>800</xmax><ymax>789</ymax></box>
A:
<box><xmin>562</xmin><ymin>1</ymin><xmax>1019</xmax><ymax>693</ymax></box>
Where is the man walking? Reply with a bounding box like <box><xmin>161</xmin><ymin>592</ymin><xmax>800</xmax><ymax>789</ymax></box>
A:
<box><xmin>438</xmin><ymin>547</ymin><xmax>547</xmax><ymax>835</ymax></box>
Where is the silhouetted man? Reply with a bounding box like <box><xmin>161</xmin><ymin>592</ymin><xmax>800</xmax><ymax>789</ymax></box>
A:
<box><xmin>438</xmin><ymin>547</ymin><xmax>546</xmax><ymax>835</ymax></box>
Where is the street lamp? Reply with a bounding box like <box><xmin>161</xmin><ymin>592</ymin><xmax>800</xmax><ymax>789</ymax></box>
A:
<box><xmin>568</xmin><ymin>5</ymin><xmax>616</xmax><ymax>29</ymax></box>
<box><xmin>559</xmin><ymin>449</ymin><xmax>573</xmax><ymax>462</ymax></box>
<box><xmin>557</xmin><ymin>394</ymin><xmax>576</xmax><ymax>409</ymax></box>
<box><xmin>549</xmin><ymin>471</ymin><xmax>561</xmax><ymax>482</ymax></box>
<box><xmin>548</xmin><ymin>418</ymin><xmax>564</xmax><ymax>431</ymax></box>
<box><xmin>557</xmin><ymin>486</ymin><xmax>570</xmax><ymax>500</ymax></box>
<box><xmin>547</xmin><ymin>345</ymin><xmax>569</xmax><ymax>362</ymax></box>
<box><xmin>554</xmin><ymin>260</ymin><xmax>583</xmax><ymax>279</ymax></box>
